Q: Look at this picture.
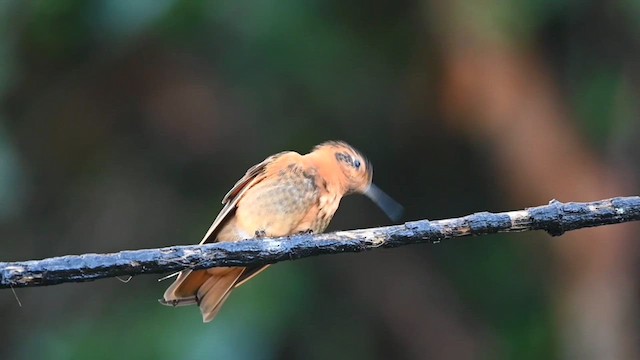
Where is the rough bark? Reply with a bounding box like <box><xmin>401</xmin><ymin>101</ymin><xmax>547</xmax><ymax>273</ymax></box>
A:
<box><xmin>1</xmin><ymin>196</ymin><xmax>638</xmax><ymax>289</ymax></box>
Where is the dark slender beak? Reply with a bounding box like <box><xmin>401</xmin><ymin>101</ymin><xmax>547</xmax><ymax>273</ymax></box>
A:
<box><xmin>364</xmin><ymin>183</ymin><xmax>404</xmax><ymax>222</ymax></box>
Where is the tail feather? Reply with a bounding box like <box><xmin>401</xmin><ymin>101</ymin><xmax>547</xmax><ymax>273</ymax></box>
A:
<box><xmin>163</xmin><ymin>269</ymin><xmax>208</xmax><ymax>300</ymax></box>
<box><xmin>197</xmin><ymin>268</ymin><xmax>244</xmax><ymax>322</ymax></box>
<box><xmin>201</xmin><ymin>285</ymin><xmax>233</xmax><ymax>323</ymax></box>
<box><xmin>234</xmin><ymin>265</ymin><xmax>270</xmax><ymax>288</ymax></box>
<box><xmin>162</xmin><ymin>267</ymin><xmax>245</xmax><ymax>323</ymax></box>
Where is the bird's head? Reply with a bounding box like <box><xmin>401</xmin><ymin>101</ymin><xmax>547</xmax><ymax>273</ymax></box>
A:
<box><xmin>313</xmin><ymin>141</ymin><xmax>372</xmax><ymax>194</ymax></box>
<box><xmin>311</xmin><ymin>141</ymin><xmax>403</xmax><ymax>221</ymax></box>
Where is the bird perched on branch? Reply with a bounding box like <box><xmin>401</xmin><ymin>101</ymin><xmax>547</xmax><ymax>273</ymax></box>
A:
<box><xmin>160</xmin><ymin>141</ymin><xmax>402</xmax><ymax>322</ymax></box>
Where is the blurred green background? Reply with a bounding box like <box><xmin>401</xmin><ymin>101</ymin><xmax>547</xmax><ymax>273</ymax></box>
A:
<box><xmin>1</xmin><ymin>1</ymin><xmax>639</xmax><ymax>359</ymax></box>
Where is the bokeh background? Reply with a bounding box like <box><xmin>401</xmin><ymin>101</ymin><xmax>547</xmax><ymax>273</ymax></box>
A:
<box><xmin>1</xmin><ymin>1</ymin><xmax>639</xmax><ymax>359</ymax></box>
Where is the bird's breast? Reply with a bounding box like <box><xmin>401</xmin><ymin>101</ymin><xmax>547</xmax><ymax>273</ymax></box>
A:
<box><xmin>235</xmin><ymin>164</ymin><xmax>320</xmax><ymax>237</ymax></box>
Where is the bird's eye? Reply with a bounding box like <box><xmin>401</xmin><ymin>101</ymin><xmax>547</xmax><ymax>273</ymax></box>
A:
<box><xmin>354</xmin><ymin>159</ymin><xmax>361</xmax><ymax>169</ymax></box>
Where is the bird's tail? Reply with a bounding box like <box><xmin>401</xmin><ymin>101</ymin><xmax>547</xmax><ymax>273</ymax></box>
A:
<box><xmin>161</xmin><ymin>267</ymin><xmax>244</xmax><ymax>323</ymax></box>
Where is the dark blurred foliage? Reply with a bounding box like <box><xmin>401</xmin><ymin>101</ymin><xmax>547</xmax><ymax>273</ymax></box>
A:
<box><xmin>1</xmin><ymin>1</ymin><xmax>639</xmax><ymax>359</ymax></box>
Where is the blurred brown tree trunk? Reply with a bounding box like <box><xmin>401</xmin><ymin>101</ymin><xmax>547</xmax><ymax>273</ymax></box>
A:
<box><xmin>428</xmin><ymin>2</ymin><xmax>639</xmax><ymax>358</ymax></box>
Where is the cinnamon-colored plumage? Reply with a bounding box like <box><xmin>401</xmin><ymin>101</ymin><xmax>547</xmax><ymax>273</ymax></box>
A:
<box><xmin>161</xmin><ymin>141</ymin><xmax>402</xmax><ymax>322</ymax></box>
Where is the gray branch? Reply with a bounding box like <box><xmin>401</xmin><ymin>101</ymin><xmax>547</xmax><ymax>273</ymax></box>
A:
<box><xmin>2</xmin><ymin>196</ymin><xmax>639</xmax><ymax>289</ymax></box>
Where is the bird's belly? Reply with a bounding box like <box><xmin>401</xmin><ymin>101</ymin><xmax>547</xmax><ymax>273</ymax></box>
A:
<box><xmin>235</xmin><ymin>176</ymin><xmax>319</xmax><ymax>237</ymax></box>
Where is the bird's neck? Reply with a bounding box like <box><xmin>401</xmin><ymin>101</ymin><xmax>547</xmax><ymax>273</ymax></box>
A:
<box><xmin>305</xmin><ymin>150</ymin><xmax>350</xmax><ymax>196</ymax></box>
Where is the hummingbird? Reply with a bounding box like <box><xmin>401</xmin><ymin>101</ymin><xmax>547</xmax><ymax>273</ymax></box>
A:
<box><xmin>160</xmin><ymin>141</ymin><xmax>402</xmax><ymax>322</ymax></box>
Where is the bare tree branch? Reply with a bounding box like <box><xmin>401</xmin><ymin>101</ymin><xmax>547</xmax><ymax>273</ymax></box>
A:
<box><xmin>1</xmin><ymin>196</ymin><xmax>639</xmax><ymax>289</ymax></box>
